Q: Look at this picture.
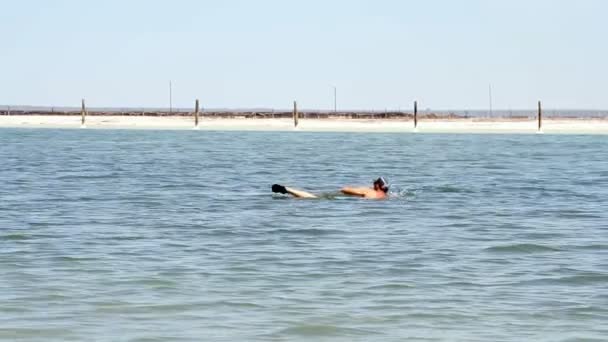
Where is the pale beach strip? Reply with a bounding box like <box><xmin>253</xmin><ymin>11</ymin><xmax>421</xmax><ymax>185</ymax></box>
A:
<box><xmin>1</xmin><ymin>115</ymin><xmax>608</xmax><ymax>134</ymax></box>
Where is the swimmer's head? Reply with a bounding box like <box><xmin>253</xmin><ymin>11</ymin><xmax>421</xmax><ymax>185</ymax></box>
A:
<box><xmin>373</xmin><ymin>177</ymin><xmax>389</xmax><ymax>193</ymax></box>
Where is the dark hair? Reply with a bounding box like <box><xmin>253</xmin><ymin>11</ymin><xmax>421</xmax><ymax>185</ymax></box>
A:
<box><xmin>374</xmin><ymin>177</ymin><xmax>389</xmax><ymax>192</ymax></box>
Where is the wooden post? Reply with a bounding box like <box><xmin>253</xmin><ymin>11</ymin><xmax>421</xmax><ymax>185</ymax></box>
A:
<box><xmin>194</xmin><ymin>99</ymin><xmax>200</xmax><ymax>128</ymax></box>
<box><xmin>81</xmin><ymin>99</ymin><xmax>87</xmax><ymax>128</ymax></box>
<box><xmin>169</xmin><ymin>81</ymin><xmax>173</xmax><ymax>114</ymax></box>
<box><xmin>293</xmin><ymin>101</ymin><xmax>298</xmax><ymax>128</ymax></box>
<box><xmin>537</xmin><ymin>100</ymin><xmax>542</xmax><ymax>132</ymax></box>
<box><xmin>414</xmin><ymin>101</ymin><xmax>418</xmax><ymax>129</ymax></box>
<box><xmin>333</xmin><ymin>86</ymin><xmax>337</xmax><ymax>113</ymax></box>
<box><xmin>7</xmin><ymin>105</ymin><xmax>10</xmax><ymax>116</ymax></box>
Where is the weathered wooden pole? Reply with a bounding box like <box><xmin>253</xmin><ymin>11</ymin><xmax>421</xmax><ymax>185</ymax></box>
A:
<box><xmin>293</xmin><ymin>101</ymin><xmax>299</xmax><ymax>128</ymax></box>
<box><xmin>333</xmin><ymin>86</ymin><xmax>337</xmax><ymax>113</ymax></box>
<box><xmin>80</xmin><ymin>99</ymin><xmax>87</xmax><ymax>128</ymax></box>
<box><xmin>7</xmin><ymin>105</ymin><xmax>10</xmax><ymax>116</ymax></box>
<box><xmin>414</xmin><ymin>100</ymin><xmax>418</xmax><ymax>129</ymax></box>
<box><xmin>537</xmin><ymin>100</ymin><xmax>542</xmax><ymax>132</ymax></box>
<box><xmin>169</xmin><ymin>81</ymin><xmax>173</xmax><ymax>114</ymax></box>
<box><xmin>194</xmin><ymin>99</ymin><xmax>200</xmax><ymax>129</ymax></box>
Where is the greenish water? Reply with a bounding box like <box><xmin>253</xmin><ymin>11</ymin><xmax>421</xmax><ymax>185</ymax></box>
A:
<box><xmin>1</xmin><ymin>128</ymin><xmax>607</xmax><ymax>341</ymax></box>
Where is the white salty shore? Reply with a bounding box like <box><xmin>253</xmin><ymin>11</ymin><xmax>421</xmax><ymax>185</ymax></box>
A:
<box><xmin>1</xmin><ymin>115</ymin><xmax>608</xmax><ymax>134</ymax></box>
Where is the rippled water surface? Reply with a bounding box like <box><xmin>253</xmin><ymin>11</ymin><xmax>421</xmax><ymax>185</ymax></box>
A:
<box><xmin>1</xmin><ymin>128</ymin><xmax>607</xmax><ymax>341</ymax></box>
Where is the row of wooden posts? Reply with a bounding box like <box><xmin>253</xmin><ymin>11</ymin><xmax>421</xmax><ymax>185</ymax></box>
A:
<box><xmin>291</xmin><ymin>100</ymin><xmax>545</xmax><ymax>132</ymax></box>
<box><xmin>78</xmin><ymin>98</ymin><xmax>545</xmax><ymax>132</ymax></box>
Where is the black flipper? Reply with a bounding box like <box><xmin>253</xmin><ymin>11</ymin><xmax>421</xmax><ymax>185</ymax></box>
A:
<box><xmin>272</xmin><ymin>184</ymin><xmax>287</xmax><ymax>194</ymax></box>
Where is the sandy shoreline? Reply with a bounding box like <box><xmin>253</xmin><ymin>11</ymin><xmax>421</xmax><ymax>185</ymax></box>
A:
<box><xmin>1</xmin><ymin>115</ymin><xmax>608</xmax><ymax>134</ymax></box>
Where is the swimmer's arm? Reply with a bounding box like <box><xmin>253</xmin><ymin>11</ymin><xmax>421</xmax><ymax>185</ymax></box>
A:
<box><xmin>340</xmin><ymin>187</ymin><xmax>370</xmax><ymax>197</ymax></box>
<box><xmin>284</xmin><ymin>186</ymin><xmax>318</xmax><ymax>198</ymax></box>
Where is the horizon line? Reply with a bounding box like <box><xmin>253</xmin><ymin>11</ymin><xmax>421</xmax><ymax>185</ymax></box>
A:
<box><xmin>3</xmin><ymin>104</ymin><xmax>608</xmax><ymax>113</ymax></box>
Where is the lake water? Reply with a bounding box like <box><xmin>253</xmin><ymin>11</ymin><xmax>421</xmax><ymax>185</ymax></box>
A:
<box><xmin>1</xmin><ymin>128</ymin><xmax>607</xmax><ymax>341</ymax></box>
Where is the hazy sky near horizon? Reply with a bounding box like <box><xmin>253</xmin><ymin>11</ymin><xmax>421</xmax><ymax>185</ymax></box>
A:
<box><xmin>1</xmin><ymin>0</ymin><xmax>606</xmax><ymax>110</ymax></box>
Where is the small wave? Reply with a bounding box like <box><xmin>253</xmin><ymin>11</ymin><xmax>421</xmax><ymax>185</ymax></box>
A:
<box><xmin>553</xmin><ymin>273</ymin><xmax>608</xmax><ymax>285</ymax></box>
<box><xmin>557</xmin><ymin>210</ymin><xmax>603</xmax><ymax>219</ymax></box>
<box><xmin>221</xmin><ymin>265</ymin><xmax>263</xmax><ymax>274</ymax></box>
<box><xmin>98</xmin><ymin>235</ymin><xmax>148</xmax><ymax>241</ymax></box>
<box><xmin>571</xmin><ymin>244</ymin><xmax>608</xmax><ymax>251</ymax></box>
<box><xmin>162</xmin><ymin>242</ymin><xmax>191</xmax><ymax>248</ymax></box>
<box><xmin>1</xmin><ymin>233</ymin><xmax>30</xmax><ymax>241</ymax></box>
<box><xmin>443</xmin><ymin>281</ymin><xmax>484</xmax><ymax>288</ymax></box>
<box><xmin>271</xmin><ymin>228</ymin><xmax>344</xmax><ymax>236</ymax></box>
<box><xmin>440</xmin><ymin>222</ymin><xmax>471</xmax><ymax>228</ymax></box>
<box><xmin>567</xmin><ymin>304</ymin><xmax>608</xmax><ymax>318</ymax></box>
<box><xmin>520</xmin><ymin>232</ymin><xmax>562</xmax><ymax>240</ymax></box>
<box><xmin>0</xmin><ymin>328</ymin><xmax>72</xmax><ymax>339</ymax></box>
<box><xmin>130</xmin><ymin>337</ymin><xmax>169</xmax><ymax>342</ymax></box>
<box><xmin>520</xmin><ymin>273</ymin><xmax>608</xmax><ymax>286</ymax></box>
<box><xmin>96</xmin><ymin>302</ymin><xmax>202</xmax><ymax>314</ymax></box>
<box><xmin>0</xmin><ymin>232</ymin><xmax>58</xmax><ymax>240</ymax></box>
<box><xmin>365</xmin><ymin>283</ymin><xmax>415</xmax><ymax>291</ymax></box>
<box><xmin>559</xmin><ymin>338</ymin><xmax>606</xmax><ymax>342</ymax></box>
<box><xmin>27</xmin><ymin>222</ymin><xmax>51</xmax><ymax>228</ymax></box>
<box><xmin>56</xmin><ymin>174</ymin><xmax>113</xmax><ymax>181</ymax></box>
<box><xmin>485</xmin><ymin>243</ymin><xmax>561</xmax><ymax>254</ymax></box>
<box><xmin>211</xmin><ymin>300</ymin><xmax>265</xmax><ymax>309</ymax></box>
<box><xmin>434</xmin><ymin>185</ymin><xmax>472</xmax><ymax>193</ymax></box>
<box><xmin>52</xmin><ymin>256</ymin><xmax>97</xmax><ymax>263</ymax></box>
<box><xmin>135</xmin><ymin>278</ymin><xmax>178</xmax><ymax>288</ymax></box>
<box><xmin>278</xmin><ymin>324</ymin><xmax>376</xmax><ymax>337</ymax></box>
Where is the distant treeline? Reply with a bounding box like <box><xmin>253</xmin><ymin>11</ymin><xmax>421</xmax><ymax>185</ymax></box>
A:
<box><xmin>1</xmin><ymin>106</ymin><xmax>607</xmax><ymax>119</ymax></box>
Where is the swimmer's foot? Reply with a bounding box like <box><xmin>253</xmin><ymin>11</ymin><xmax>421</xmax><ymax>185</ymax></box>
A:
<box><xmin>272</xmin><ymin>184</ymin><xmax>287</xmax><ymax>194</ymax></box>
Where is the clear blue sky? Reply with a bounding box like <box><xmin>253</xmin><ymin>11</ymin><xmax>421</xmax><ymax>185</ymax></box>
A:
<box><xmin>1</xmin><ymin>0</ymin><xmax>606</xmax><ymax>110</ymax></box>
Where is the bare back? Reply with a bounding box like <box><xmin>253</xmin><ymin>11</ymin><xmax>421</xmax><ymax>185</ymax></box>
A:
<box><xmin>341</xmin><ymin>187</ymin><xmax>388</xmax><ymax>199</ymax></box>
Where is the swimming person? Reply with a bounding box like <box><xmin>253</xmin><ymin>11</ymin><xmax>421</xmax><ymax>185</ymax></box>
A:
<box><xmin>272</xmin><ymin>177</ymin><xmax>389</xmax><ymax>199</ymax></box>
